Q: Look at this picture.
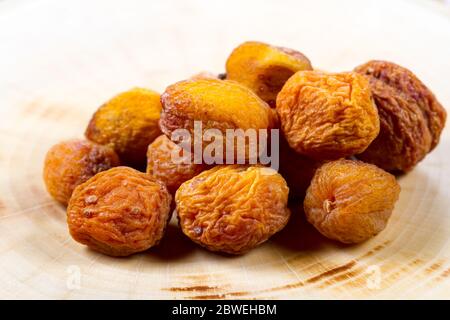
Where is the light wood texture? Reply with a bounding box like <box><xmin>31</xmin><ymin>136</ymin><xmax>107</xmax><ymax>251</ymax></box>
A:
<box><xmin>0</xmin><ymin>0</ymin><xmax>449</xmax><ymax>299</ymax></box>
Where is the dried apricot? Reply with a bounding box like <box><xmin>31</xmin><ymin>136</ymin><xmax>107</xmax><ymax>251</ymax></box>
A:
<box><xmin>146</xmin><ymin>135</ymin><xmax>208</xmax><ymax>193</ymax></box>
<box><xmin>355</xmin><ymin>60</ymin><xmax>447</xmax><ymax>172</ymax></box>
<box><xmin>67</xmin><ymin>167</ymin><xmax>172</xmax><ymax>256</ymax></box>
<box><xmin>276</xmin><ymin>70</ymin><xmax>379</xmax><ymax>160</ymax></box>
<box><xmin>304</xmin><ymin>159</ymin><xmax>400</xmax><ymax>244</ymax></box>
<box><xmin>175</xmin><ymin>165</ymin><xmax>291</xmax><ymax>254</ymax></box>
<box><xmin>278</xmin><ymin>137</ymin><xmax>322</xmax><ymax>200</ymax></box>
<box><xmin>160</xmin><ymin>79</ymin><xmax>278</xmax><ymax>161</ymax></box>
<box><xmin>226</xmin><ymin>41</ymin><xmax>312</xmax><ymax>106</ymax></box>
<box><xmin>85</xmin><ymin>88</ymin><xmax>162</xmax><ymax>168</ymax></box>
<box><xmin>43</xmin><ymin>139</ymin><xmax>120</xmax><ymax>205</ymax></box>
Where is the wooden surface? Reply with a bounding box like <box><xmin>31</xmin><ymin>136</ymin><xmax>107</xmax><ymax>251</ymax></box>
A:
<box><xmin>0</xmin><ymin>0</ymin><xmax>449</xmax><ymax>299</ymax></box>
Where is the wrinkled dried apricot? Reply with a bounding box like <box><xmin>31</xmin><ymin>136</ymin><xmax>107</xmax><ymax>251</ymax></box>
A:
<box><xmin>175</xmin><ymin>165</ymin><xmax>291</xmax><ymax>254</ymax></box>
<box><xmin>276</xmin><ymin>71</ymin><xmax>380</xmax><ymax>160</ymax></box>
<box><xmin>146</xmin><ymin>135</ymin><xmax>208</xmax><ymax>193</ymax></box>
<box><xmin>85</xmin><ymin>88</ymin><xmax>162</xmax><ymax>168</ymax></box>
<box><xmin>160</xmin><ymin>79</ymin><xmax>278</xmax><ymax>161</ymax></box>
<box><xmin>67</xmin><ymin>167</ymin><xmax>172</xmax><ymax>256</ymax></box>
<box><xmin>226</xmin><ymin>41</ymin><xmax>312</xmax><ymax>106</ymax></box>
<box><xmin>43</xmin><ymin>139</ymin><xmax>120</xmax><ymax>205</ymax></box>
<box><xmin>355</xmin><ymin>60</ymin><xmax>447</xmax><ymax>172</ymax></box>
<box><xmin>278</xmin><ymin>137</ymin><xmax>322</xmax><ymax>200</ymax></box>
<box><xmin>304</xmin><ymin>159</ymin><xmax>400</xmax><ymax>244</ymax></box>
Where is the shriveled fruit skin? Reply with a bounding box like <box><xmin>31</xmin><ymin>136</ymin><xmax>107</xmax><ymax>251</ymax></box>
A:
<box><xmin>67</xmin><ymin>167</ymin><xmax>172</xmax><ymax>257</ymax></box>
<box><xmin>276</xmin><ymin>71</ymin><xmax>380</xmax><ymax>160</ymax></box>
<box><xmin>355</xmin><ymin>60</ymin><xmax>447</xmax><ymax>172</ymax></box>
<box><xmin>85</xmin><ymin>88</ymin><xmax>162</xmax><ymax>168</ymax></box>
<box><xmin>278</xmin><ymin>136</ymin><xmax>323</xmax><ymax>200</ymax></box>
<box><xmin>160</xmin><ymin>79</ymin><xmax>278</xmax><ymax>161</ymax></box>
<box><xmin>175</xmin><ymin>165</ymin><xmax>291</xmax><ymax>254</ymax></box>
<box><xmin>304</xmin><ymin>159</ymin><xmax>400</xmax><ymax>244</ymax></box>
<box><xmin>146</xmin><ymin>135</ymin><xmax>207</xmax><ymax>193</ymax></box>
<box><xmin>226</xmin><ymin>41</ymin><xmax>312</xmax><ymax>107</ymax></box>
<box><xmin>43</xmin><ymin>139</ymin><xmax>120</xmax><ymax>205</ymax></box>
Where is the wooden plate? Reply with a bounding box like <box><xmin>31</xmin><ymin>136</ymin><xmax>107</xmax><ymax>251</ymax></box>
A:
<box><xmin>0</xmin><ymin>0</ymin><xmax>449</xmax><ymax>299</ymax></box>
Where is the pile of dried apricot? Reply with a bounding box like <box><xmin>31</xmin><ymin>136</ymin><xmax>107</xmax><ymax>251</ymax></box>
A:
<box><xmin>43</xmin><ymin>41</ymin><xmax>446</xmax><ymax>257</ymax></box>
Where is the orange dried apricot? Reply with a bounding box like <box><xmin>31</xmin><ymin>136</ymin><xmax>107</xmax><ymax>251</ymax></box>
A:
<box><xmin>304</xmin><ymin>159</ymin><xmax>400</xmax><ymax>244</ymax></box>
<box><xmin>67</xmin><ymin>167</ymin><xmax>172</xmax><ymax>256</ymax></box>
<box><xmin>175</xmin><ymin>165</ymin><xmax>291</xmax><ymax>254</ymax></box>
<box><xmin>355</xmin><ymin>60</ymin><xmax>447</xmax><ymax>172</ymax></box>
<box><xmin>278</xmin><ymin>137</ymin><xmax>322</xmax><ymax>200</ymax></box>
<box><xmin>85</xmin><ymin>88</ymin><xmax>162</xmax><ymax>169</ymax></box>
<box><xmin>226</xmin><ymin>41</ymin><xmax>312</xmax><ymax>106</ymax></box>
<box><xmin>160</xmin><ymin>79</ymin><xmax>278</xmax><ymax>161</ymax></box>
<box><xmin>146</xmin><ymin>135</ymin><xmax>208</xmax><ymax>193</ymax></box>
<box><xmin>43</xmin><ymin>139</ymin><xmax>120</xmax><ymax>205</ymax></box>
<box><xmin>276</xmin><ymin>70</ymin><xmax>379</xmax><ymax>160</ymax></box>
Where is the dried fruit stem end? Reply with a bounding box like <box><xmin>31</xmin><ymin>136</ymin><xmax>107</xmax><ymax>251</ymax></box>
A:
<box><xmin>67</xmin><ymin>166</ymin><xmax>172</xmax><ymax>256</ymax></box>
<box><xmin>226</xmin><ymin>41</ymin><xmax>313</xmax><ymax>106</ymax></box>
<box><xmin>85</xmin><ymin>88</ymin><xmax>162</xmax><ymax>169</ymax></box>
<box><xmin>175</xmin><ymin>165</ymin><xmax>291</xmax><ymax>254</ymax></box>
<box><xmin>276</xmin><ymin>70</ymin><xmax>380</xmax><ymax>160</ymax></box>
<box><xmin>304</xmin><ymin>159</ymin><xmax>400</xmax><ymax>244</ymax></box>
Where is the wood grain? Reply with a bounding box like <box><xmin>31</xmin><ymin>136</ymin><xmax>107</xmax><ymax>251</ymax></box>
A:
<box><xmin>0</xmin><ymin>0</ymin><xmax>449</xmax><ymax>299</ymax></box>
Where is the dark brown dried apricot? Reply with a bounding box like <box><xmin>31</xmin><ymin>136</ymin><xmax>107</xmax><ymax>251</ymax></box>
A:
<box><xmin>226</xmin><ymin>41</ymin><xmax>312</xmax><ymax>106</ymax></box>
<box><xmin>278</xmin><ymin>137</ymin><xmax>323</xmax><ymax>200</ymax></box>
<box><xmin>175</xmin><ymin>165</ymin><xmax>291</xmax><ymax>254</ymax></box>
<box><xmin>67</xmin><ymin>166</ymin><xmax>172</xmax><ymax>256</ymax></box>
<box><xmin>276</xmin><ymin>70</ymin><xmax>379</xmax><ymax>160</ymax></box>
<box><xmin>43</xmin><ymin>139</ymin><xmax>120</xmax><ymax>205</ymax></box>
<box><xmin>85</xmin><ymin>88</ymin><xmax>162</xmax><ymax>168</ymax></box>
<box><xmin>304</xmin><ymin>159</ymin><xmax>400</xmax><ymax>244</ymax></box>
<box><xmin>146</xmin><ymin>135</ymin><xmax>208</xmax><ymax>193</ymax></box>
<box><xmin>160</xmin><ymin>79</ymin><xmax>278</xmax><ymax>162</ymax></box>
<box><xmin>355</xmin><ymin>60</ymin><xmax>447</xmax><ymax>172</ymax></box>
